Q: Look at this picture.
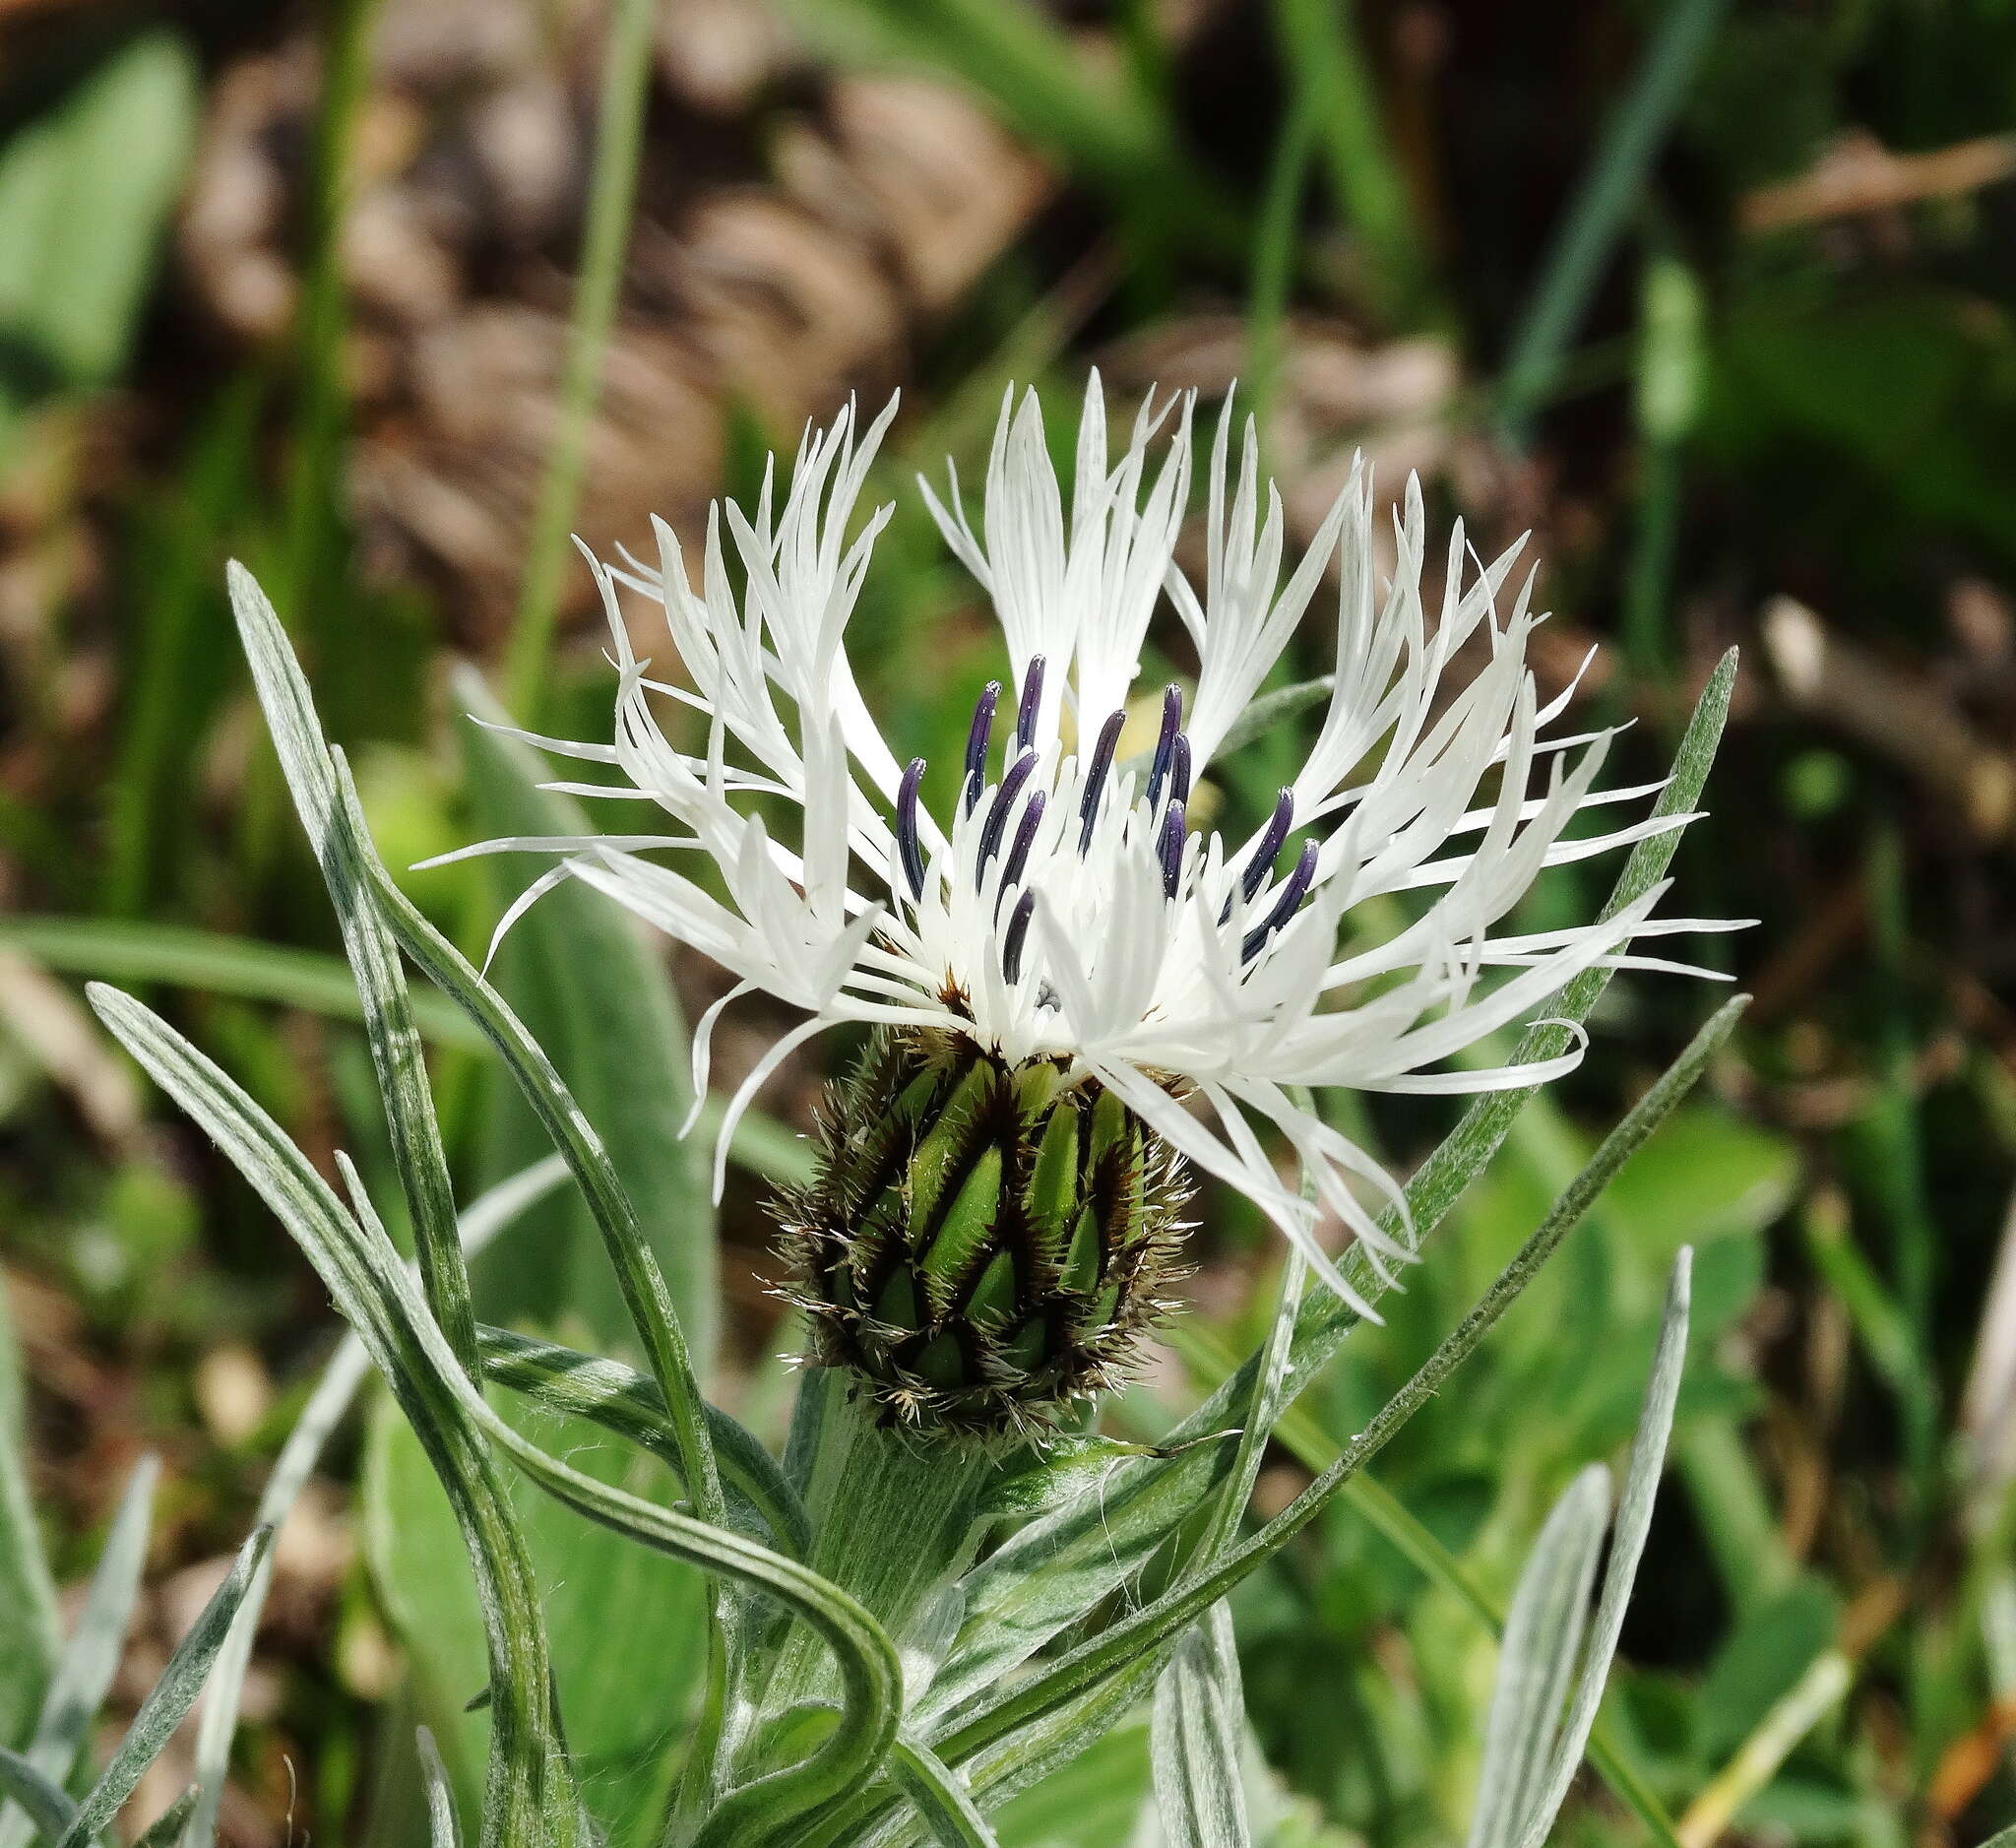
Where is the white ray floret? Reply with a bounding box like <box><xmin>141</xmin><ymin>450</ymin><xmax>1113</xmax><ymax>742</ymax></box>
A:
<box><xmin>433</xmin><ymin>376</ymin><xmax>1735</xmax><ymax>1311</ymax></box>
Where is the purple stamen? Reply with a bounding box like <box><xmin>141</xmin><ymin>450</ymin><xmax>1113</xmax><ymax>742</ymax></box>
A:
<box><xmin>1159</xmin><ymin>800</ymin><xmax>1187</xmax><ymax>899</ymax></box>
<box><xmin>1242</xmin><ymin>791</ymin><xmax>1295</xmax><ymax>902</ymax></box>
<box><xmin>1146</xmin><ymin>684</ymin><xmax>1183</xmax><ymax>810</ymax></box>
<box><xmin>1167</xmin><ymin>733</ymin><xmax>1192</xmax><ymax>812</ymax></box>
<box><xmin>896</xmin><ymin>757</ymin><xmax>926</xmax><ymax>899</ymax></box>
<box><xmin>963</xmin><ymin>681</ymin><xmax>1001</xmax><ymax>814</ymax></box>
<box><xmin>1002</xmin><ymin>888</ymin><xmax>1037</xmax><ymax>985</ymax></box>
<box><xmin>1242</xmin><ymin>838</ymin><xmax>1318</xmax><ymax>962</ymax></box>
<box><xmin>1078</xmin><ymin>710</ymin><xmax>1126</xmax><ymax>853</ymax></box>
<box><xmin>1016</xmin><ymin>656</ymin><xmax>1046</xmax><ymax>754</ymax></box>
<box><xmin>977</xmin><ymin>750</ymin><xmax>1039</xmax><ymax>871</ymax></box>
<box><xmin>1001</xmin><ymin>789</ymin><xmax>1047</xmax><ymax>897</ymax></box>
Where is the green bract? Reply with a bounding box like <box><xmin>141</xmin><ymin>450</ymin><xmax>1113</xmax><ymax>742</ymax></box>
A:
<box><xmin>782</xmin><ymin>1029</ymin><xmax>1190</xmax><ymax>1433</ymax></box>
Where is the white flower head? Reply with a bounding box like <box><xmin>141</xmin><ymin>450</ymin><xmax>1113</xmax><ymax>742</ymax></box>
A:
<box><xmin>443</xmin><ymin>377</ymin><xmax>1730</xmax><ymax>1313</ymax></box>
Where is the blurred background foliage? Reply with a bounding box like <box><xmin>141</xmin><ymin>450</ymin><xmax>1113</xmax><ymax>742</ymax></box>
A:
<box><xmin>0</xmin><ymin>0</ymin><xmax>2012</xmax><ymax>1842</ymax></box>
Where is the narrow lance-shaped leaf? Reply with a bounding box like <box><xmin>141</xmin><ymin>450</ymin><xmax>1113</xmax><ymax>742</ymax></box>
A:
<box><xmin>229</xmin><ymin>560</ymin><xmax>477</xmax><ymax>1374</ymax></box>
<box><xmin>0</xmin><ymin>1456</ymin><xmax>158</xmax><ymax>1848</ymax></box>
<box><xmin>0</xmin><ymin>1273</ymin><xmax>60</xmax><ymax>1747</ymax></box>
<box><xmin>87</xmin><ymin>986</ymin><xmax>897</xmax><ymax>1848</ymax></box>
<box><xmin>418</xmin><ymin>1728</ymin><xmax>466</xmax><ymax>1848</ymax></box>
<box><xmin>0</xmin><ymin>1752</ymin><xmax>77</xmax><ymax>1846</ymax></box>
<box><xmin>476</xmin><ymin>1326</ymin><xmax>810</xmax><ymax>1559</ymax></box>
<box><xmin>324</xmin><ymin>745</ymin><xmax>724</xmax><ymax>1533</ymax></box>
<box><xmin>181</xmin><ymin>1158</ymin><xmax>569</xmax><ymax>1848</ymax></box>
<box><xmin>90</xmin><ymin>986</ymin><xmax>580</xmax><ymax>1848</ymax></box>
<box><xmin>1514</xmin><ymin>1249</ymin><xmax>1693</xmax><ymax>1848</ymax></box>
<box><xmin>889</xmin><ymin>1735</ymin><xmax>1000</xmax><ymax>1848</ymax></box>
<box><xmin>131</xmin><ymin>1791</ymin><xmax>197</xmax><ymax>1848</ymax></box>
<box><xmin>1151</xmin><ymin>1606</ymin><xmax>1250</xmax><ymax>1848</ymax></box>
<box><xmin>55</xmin><ymin>1525</ymin><xmax>273</xmax><ymax>1848</ymax></box>
<box><xmin>1465</xmin><ymin>1467</ymin><xmax>1610</xmax><ymax>1848</ymax></box>
<box><xmin>939</xmin><ymin>653</ymin><xmax>1737</xmax><ymax>1710</ymax></box>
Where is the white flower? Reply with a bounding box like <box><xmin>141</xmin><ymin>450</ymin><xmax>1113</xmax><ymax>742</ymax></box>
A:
<box><xmin>438</xmin><ymin>378</ymin><xmax>1731</xmax><ymax>1310</ymax></box>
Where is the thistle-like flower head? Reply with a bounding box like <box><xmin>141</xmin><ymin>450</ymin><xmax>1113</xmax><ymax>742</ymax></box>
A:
<box><xmin>447</xmin><ymin>378</ymin><xmax>1727</xmax><ymax>1358</ymax></box>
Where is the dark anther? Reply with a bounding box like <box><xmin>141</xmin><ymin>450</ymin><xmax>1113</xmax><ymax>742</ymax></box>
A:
<box><xmin>1016</xmin><ymin>656</ymin><xmax>1046</xmax><ymax>754</ymax></box>
<box><xmin>1146</xmin><ymin>684</ymin><xmax>1183</xmax><ymax>810</ymax></box>
<box><xmin>1002</xmin><ymin>888</ymin><xmax>1038</xmax><ymax>984</ymax></box>
<box><xmin>1242</xmin><ymin>838</ymin><xmax>1318</xmax><ymax>962</ymax></box>
<box><xmin>1167</xmin><ymin>733</ymin><xmax>1192</xmax><ymax>812</ymax></box>
<box><xmin>977</xmin><ymin>751</ymin><xmax>1039</xmax><ymax>872</ymax></box>
<box><xmin>1159</xmin><ymin>800</ymin><xmax>1187</xmax><ymax>899</ymax></box>
<box><xmin>963</xmin><ymin>681</ymin><xmax>1001</xmax><ymax>814</ymax></box>
<box><xmin>1001</xmin><ymin>789</ymin><xmax>1047</xmax><ymax>897</ymax></box>
<box><xmin>1078</xmin><ymin>710</ymin><xmax>1126</xmax><ymax>854</ymax></box>
<box><xmin>896</xmin><ymin>757</ymin><xmax>926</xmax><ymax>900</ymax></box>
<box><xmin>1242</xmin><ymin>791</ymin><xmax>1295</xmax><ymax>902</ymax></box>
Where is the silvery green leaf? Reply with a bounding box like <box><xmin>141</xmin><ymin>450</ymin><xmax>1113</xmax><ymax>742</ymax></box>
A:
<box><xmin>1513</xmin><ymin>1250</ymin><xmax>1692</xmax><ymax>1848</ymax></box>
<box><xmin>182</xmin><ymin>1159</ymin><xmax>565</xmax><ymax>1848</ymax></box>
<box><xmin>1464</xmin><ymin>1467</ymin><xmax>1610</xmax><ymax>1848</ymax></box>
<box><xmin>457</xmin><ymin>664</ymin><xmax>718</xmax><ymax>1371</ymax></box>
<box><xmin>924</xmin><ymin>1006</ymin><xmax>1739</xmax><ymax>1796</ymax></box>
<box><xmin>418</xmin><ymin>1728</ymin><xmax>465</xmax><ymax>1848</ymax></box>
<box><xmin>0</xmin><ymin>1455</ymin><xmax>157</xmax><ymax>1848</ymax></box>
<box><xmin>323</xmin><ymin>745</ymin><xmax>724</xmax><ymax>1532</ymax></box>
<box><xmin>228</xmin><ymin>562</ymin><xmax>477</xmax><ymax>1376</ymax></box>
<box><xmin>890</xmin><ymin>1735</ymin><xmax>1000</xmax><ymax>1848</ymax></box>
<box><xmin>88</xmin><ymin>985</ymin><xmax>895</xmax><ymax>1848</ymax></box>
<box><xmin>933</xmin><ymin>977</ymin><xmax>1744</xmax><ymax>1731</ymax></box>
<box><xmin>1150</xmin><ymin>1606</ymin><xmax>1249</xmax><ymax>1848</ymax></box>
<box><xmin>0</xmin><ymin>1751</ymin><xmax>77</xmax><ymax>1843</ymax></box>
<box><xmin>0</xmin><ymin>1273</ymin><xmax>59</xmax><ymax>1748</ymax></box>
<box><xmin>90</xmin><ymin>985</ymin><xmax>584</xmax><ymax>1846</ymax></box>
<box><xmin>476</xmin><ymin>1325</ymin><xmax>810</xmax><ymax>1557</ymax></box>
<box><xmin>54</xmin><ymin>1525</ymin><xmax>272</xmax><ymax>1848</ymax></box>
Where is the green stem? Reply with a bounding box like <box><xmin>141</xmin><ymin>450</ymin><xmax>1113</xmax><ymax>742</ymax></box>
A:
<box><xmin>501</xmin><ymin>0</ymin><xmax>657</xmax><ymax>715</ymax></box>
<box><xmin>1246</xmin><ymin>94</ymin><xmax>1319</xmax><ymax>430</ymax></box>
<box><xmin>754</xmin><ymin>1371</ymin><xmax>1002</xmax><ymax>1723</ymax></box>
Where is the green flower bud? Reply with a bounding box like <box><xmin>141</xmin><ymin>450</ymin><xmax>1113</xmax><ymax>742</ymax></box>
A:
<box><xmin>779</xmin><ymin>1029</ymin><xmax>1190</xmax><ymax>1433</ymax></box>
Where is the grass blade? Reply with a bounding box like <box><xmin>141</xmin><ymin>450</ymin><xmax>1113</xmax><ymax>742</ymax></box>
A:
<box><xmin>55</xmin><ymin>1526</ymin><xmax>273</xmax><ymax>1848</ymax></box>
<box><xmin>1150</xmin><ymin>1606</ymin><xmax>1250</xmax><ymax>1848</ymax></box>
<box><xmin>1268</xmin><ymin>0</ymin><xmax>1425</xmax><ymax>320</ymax></box>
<box><xmin>0</xmin><ymin>918</ymin><xmax>484</xmax><ymax>1048</ymax></box>
<box><xmin>1494</xmin><ymin>0</ymin><xmax>1729</xmax><ymax>440</ymax></box>
<box><xmin>500</xmin><ymin>0</ymin><xmax>656</xmax><ymax>711</ymax></box>
<box><xmin>0</xmin><ymin>1456</ymin><xmax>158</xmax><ymax>1848</ymax></box>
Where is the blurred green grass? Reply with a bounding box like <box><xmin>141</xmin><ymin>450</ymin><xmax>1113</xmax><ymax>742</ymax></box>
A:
<box><xmin>0</xmin><ymin>0</ymin><xmax>2014</xmax><ymax>1842</ymax></box>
